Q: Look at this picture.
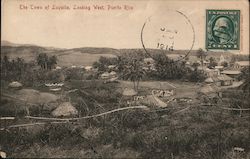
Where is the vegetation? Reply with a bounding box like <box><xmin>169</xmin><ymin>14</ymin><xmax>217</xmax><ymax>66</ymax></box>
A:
<box><xmin>1</xmin><ymin>49</ymin><xmax>249</xmax><ymax>158</ymax></box>
<box><xmin>36</xmin><ymin>53</ymin><xmax>57</xmax><ymax>70</ymax></box>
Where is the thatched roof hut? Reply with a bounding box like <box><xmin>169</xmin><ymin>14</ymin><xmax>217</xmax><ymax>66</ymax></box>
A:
<box><xmin>8</xmin><ymin>81</ymin><xmax>23</xmax><ymax>89</ymax></box>
<box><xmin>199</xmin><ymin>84</ymin><xmax>217</xmax><ymax>95</ymax></box>
<box><xmin>51</xmin><ymin>102</ymin><xmax>78</xmax><ymax>117</ymax></box>
<box><xmin>122</xmin><ymin>88</ymin><xmax>137</xmax><ymax>96</ymax></box>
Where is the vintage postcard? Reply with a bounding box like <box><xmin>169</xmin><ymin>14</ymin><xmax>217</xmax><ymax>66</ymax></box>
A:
<box><xmin>1</xmin><ymin>0</ymin><xmax>249</xmax><ymax>158</ymax></box>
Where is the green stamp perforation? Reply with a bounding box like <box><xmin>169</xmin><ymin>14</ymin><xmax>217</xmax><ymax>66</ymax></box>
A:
<box><xmin>206</xmin><ymin>10</ymin><xmax>240</xmax><ymax>50</ymax></box>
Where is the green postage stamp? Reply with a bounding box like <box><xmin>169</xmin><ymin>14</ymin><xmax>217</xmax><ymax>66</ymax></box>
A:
<box><xmin>206</xmin><ymin>10</ymin><xmax>240</xmax><ymax>50</ymax></box>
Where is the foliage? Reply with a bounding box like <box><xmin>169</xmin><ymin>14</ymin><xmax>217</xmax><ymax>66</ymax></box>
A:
<box><xmin>208</xmin><ymin>57</ymin><xmax>218</xmax><ymax>68</ymax></box>
<box><xmin>152</xmin><ymin>53</ymin><xmax>188</xmax><ymax>80</ymax></box>
<box><xmin>196</xmin><ymin>48</ymin><xmax>208</xmax><ymax>68</ymax></box>
<box><xmin>117</xmin><ymin>52</ymin><xmax>145</xmax><ymax>91</ymax></box>
<box><xmin>36</xmin><ymin>53</ymin><xmax>57</xmax><ymax>70</ymax></box>
<box><xmin>92</xmin><ymin>56</ymin><xmax>118</xmax><ymax>72</ymax></box>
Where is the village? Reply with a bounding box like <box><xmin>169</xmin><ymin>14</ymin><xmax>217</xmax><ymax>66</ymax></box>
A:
<box><xmin>1</xmin><ymin>47</ymin><xmax>249</xmax><ymax>158</ymax></box>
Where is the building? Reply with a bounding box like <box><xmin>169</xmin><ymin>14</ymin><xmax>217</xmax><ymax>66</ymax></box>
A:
<box><xmin>217</xmin><ymin>74</ymin><xmax>233</xmax><ymax>86</ymax></box>
<box><xmin>143</xmin><ymin>58</ymin><xmax>156</xmax><ymax>71</ymax></box>
<box><xmin>234</xmin><ymin>61</ymin><xmax>250</xmax><ymax>69</ymax></box>
<box><xmin>218</xmin><ymin>54</ymin><xmax>226</xmax><ymax>66</ymax></box>
<box><xmin>204</xmin><ymin>68</ymin><xmax>220</xmax><ymax>77</ymax></box>
<box><xmin>85</xmin><ymin>66</ymin><xmax>93</xmax><ymax>71</ymax></box>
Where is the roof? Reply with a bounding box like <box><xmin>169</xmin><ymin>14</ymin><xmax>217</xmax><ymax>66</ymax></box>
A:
<box><xmin>108</xmin><ymin>65</ymin><xmax>116</xmax><ymax>68</ymax></box>
<box><xmin>215</xmin><ymin>66</ymin><xmax>224</xmax><ymax>69</ymax></box>
<box><xmin>122</xmin><ymin>88</ymin><xmax>137</xmax><ymax>96</ymax></box>
<box><xmin>221</xmin><ymin>70</ymin><xmax>241</xmax><ymax>75</ymax></box>
<box><xmin>101</xmin><ymin>72</ymin><xmax>110</xmax><ymax>77</ymax></box>
<box><xmin>110</xmin><ymin>71</ymin><xmax>117</xmax><ymax>75</ymax></box>
<box><xmin>143</xmin><ymin>58</ymin><xmax>154</xmax><ymax>63</ymax></box>
<box><xmin>217</xmin><ymin>74</ymin><xmax>232</xmax><ymax>81</ymax></box>
<box><xmin>199</xmin><ymin>84</ymin><xmax>216</xmax><ymax>94</ymax></box>
<box><xmin>8</xmin><ymin>81</ymin><xmax>23</xmax><ymax>88</ymax></box>
<box><xmin>205</xmin><ymin>77</ymin><xmax>213</xmax><ymax>83</ymax></box>
<box><xmin>235</xmin><ymin>61</ymin><xmax>249</xmax><ymax>66</ymax></box>
<box><xmin>51</xmin><ymin>102</ymin><xmax>78</xmax><ymax>117</ymax></box>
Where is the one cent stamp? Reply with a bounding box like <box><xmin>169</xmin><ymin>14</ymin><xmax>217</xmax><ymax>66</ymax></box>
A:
<box><xmin>206</xmin><ymin>10</ymin><xmax>240</xmax><ymax>50</ymax></box>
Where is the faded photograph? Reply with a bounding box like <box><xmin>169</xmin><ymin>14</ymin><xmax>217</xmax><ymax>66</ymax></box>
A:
<box><xmin>1</xmin><ymin>0</ymin><xmax>249</xmax><ymax>158</ymax></box>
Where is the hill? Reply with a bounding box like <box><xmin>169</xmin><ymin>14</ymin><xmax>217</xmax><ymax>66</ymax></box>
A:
<box><xmin>1</xmin><ymin>41</ymin><xmax>236</xmax><ymax>66</ymax></box>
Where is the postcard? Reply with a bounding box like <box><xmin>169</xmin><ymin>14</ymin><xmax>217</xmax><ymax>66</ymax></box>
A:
<box><xmin>1</xmin><ymin>0</ymin><xmax>249</xmax><ymax>158</ymax></box>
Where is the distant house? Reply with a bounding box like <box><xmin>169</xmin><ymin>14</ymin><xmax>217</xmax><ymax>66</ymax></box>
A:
<box><xmin>205</xmin><ymin>74</ymin><xmax>233</xmax><ymax>86</ymax></box>
<box><xmin>100</xmin><ymin>72</ymin><xmax>110</xmax><ymax>79</ymax></box>
<box><xmin>203</xmin><ymin>60</ymin><xmax>210</xmax><ymax>67</ymax></box>
<box><xmin>85</xmin><ymin>66</ymin><xmax>93</xmax><ymax>71</ymax></box>
<box><xmin>55</xmin><ymin>66</ymin><xmax>62</xmax><ymax>70</ymax></box>
<box><xmin>108</xmin><ymin>65</ymin><xmax>116</xmax><ymax>70</ymax></box>
<box><xmin>143</xmin><ymin>58</ymin><xmax>156</xmax><ymax>71</ymax></box>
<box><xmin>218</xmin><ymin>54</ymin><xmax>226</xmax><ymax>66</ymax></box>
<box><xmin>215</xmin><ymin>66</ymin><xmax>224</xmax><ymax>70</ymax></box>
<box><xmin>204</xmin><ymin>68</ymin><xmax>220</xmax><ymax>77</ymax></box>
<box><xmin>217</xmin><ymin>74</ymin><xmax>233</xmax><ymax>86</ymax></box>
<box><xmin>109</xmin><ymin>71</ymin><xmax>117</xmax><ymax>78</ymax></box>
<box><xmin>234</xmin><ymin>61</ymin><xmax>249</xmax><ymax>69</ymax></box>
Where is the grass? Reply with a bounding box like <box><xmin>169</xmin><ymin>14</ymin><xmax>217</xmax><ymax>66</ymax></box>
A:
<box><xmin>1</xmin><ymin>79</ymin><xmax>250</xmax><ymax>158</ymax></box>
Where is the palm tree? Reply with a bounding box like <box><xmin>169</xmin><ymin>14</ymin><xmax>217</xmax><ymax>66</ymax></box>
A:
<box><xmin>196</xmin><ymin>48</ymin><xmax>207</xmax><ymax>69</ymax></box>
<box><xmin>37</xmin><ymin>53</ymin><xmax>49</xmax><ymax>69</ymax></box>
<box><xmin>48</xmin><ymin>55</ymin><xmax>57</xmax><ymax>69</ymax></box>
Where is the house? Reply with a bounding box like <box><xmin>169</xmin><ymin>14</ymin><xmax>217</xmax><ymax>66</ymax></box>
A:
<box><xmin>203</xmin><ymin>60</ymin><xmax>210</xmax><ymax>67</ymax></box>
<box><xmin>51</xmin><ymin>102</ymin><xmax>78</xmax><ymax>117</ymax></box>
<box><xmin>108</xmin><ymin>65</ymin><xmax>116</xmax><ymax>70</ymax></box>
<box><xmin>100</xmin><ymin>72</ymin><xmax>110</xmax><ymax>79</ymax></box>
<box><xmin>143</xmin><ymin>58</ymin><xmax>156</xmax><ymax>71</ymax></box>
<box><xmin>55</xmin><ymin>66</ymin><xmax>62</xmax><ymax>70</ymax></box>
<box><xmin>218</xmin><ymin>54</ymin><xmax>226</xmax><ymax>65</ymax></box>
<box><xmin>204</xmin><ymin>74</ymin><xmax>233</xmax><ymax>86</ymax></box>
<box><xmin>234</xmin><ymin>61</ymin><xmax>249</xmax><ymax>69</ymax></box>
<box><xmin>215</xmin><ymin>65</ymin><xmax>224</xmax><ymax>70</ymax></box>
<box><xmin>109</xmin><ymin>71</ymin><xmax>117</xmax><ymax>78</ymax></box>
<box><xmin>217</xmin><ymin>74</ymin><xmax>233</xmax><ymax>86</ymax></box>
<box><xmin>8</xmin><ymin>81</ymin><xmax>23</xmax><ymax>89</ymax></box>
<box><xmin>204</xmin><ymin>68</ymin><xmax>220</xmax><ymax>77</ymax></box>
<box><xmin>85</xmin><ymin>66</ymin><xmax>93</xmax><ymax>71</ymax></box>
<box><xmin>221</xmin><ymin>70</ymin><xmax>241</xmax><ymax>80</ymax></box>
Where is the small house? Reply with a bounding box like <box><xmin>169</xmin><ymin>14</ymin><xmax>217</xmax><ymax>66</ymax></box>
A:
<box><xmin>85</xmin><ymin>66</ymin><xmax>93</xmax><ymax>71</ymax></box>
<box><xmin>234</xmin><ymin>61</ymin><xmax>249</xmax><ymax>70</ymax></box>
<box><xmin>100</xmin><ymin>72</ymin><xmax>110</xmax><ymax>79</ymax></box>
<box><xmin>51</xmin><ymin>102</ymin><xmax>78</xmax><ymax>117</ymax></box>
<box><xmin>217</xmin><ymin>74</ymin><xmax>233</xmax><ymax>86</ymax></box>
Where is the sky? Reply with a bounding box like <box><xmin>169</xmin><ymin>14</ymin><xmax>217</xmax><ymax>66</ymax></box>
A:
<box><xmin>1</xmin><ymin>0</ymin><xmax>249</xmax><ymax>54</ymax></box>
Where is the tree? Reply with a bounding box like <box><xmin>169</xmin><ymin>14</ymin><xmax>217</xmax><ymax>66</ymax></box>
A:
<box><xmin>151</xmin><ymin>53</ymin><xmax>188</xmax><ymax>80</ymax></box>
<box><xmin>196</xmin><ymin>48</ymin><xmax>207</xmax><ymax>69</ymax></box>
<box><xmin>208</xmin><ymin>57</ymin><xmax>217</xmax><ymax>68</ymax></box>
<box><xmin>93</xmin><ymin>56</ymin><xmax>118</xmax><ymax>72</ymax></box>
<box><xmin>48</xmin><ymin>55</ymin><xmax>57</xmax><ymax>70</ymax></box>
<box><xmin>221</xmin><ymin>61</ymin><xmax>228</xmax><ymax>68</ymax></box>
<box><xmin>1</xmin><ymin>55</ymin><xmax>10</xmax><ymax>77</ymax></box>
<box><xmin>118</xmin><ymin>53</ymin><xmax>145</xmax><ymax>91</ymax></box>
<box><xmin>37</xmin><ymin>53</ymin><xmax>49</xmax><ymax>69</ymax></box>
<box><xmin>36</xmin><ymin>53</ymin><xmax>57</xmax><ymax>70</ymax></box>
